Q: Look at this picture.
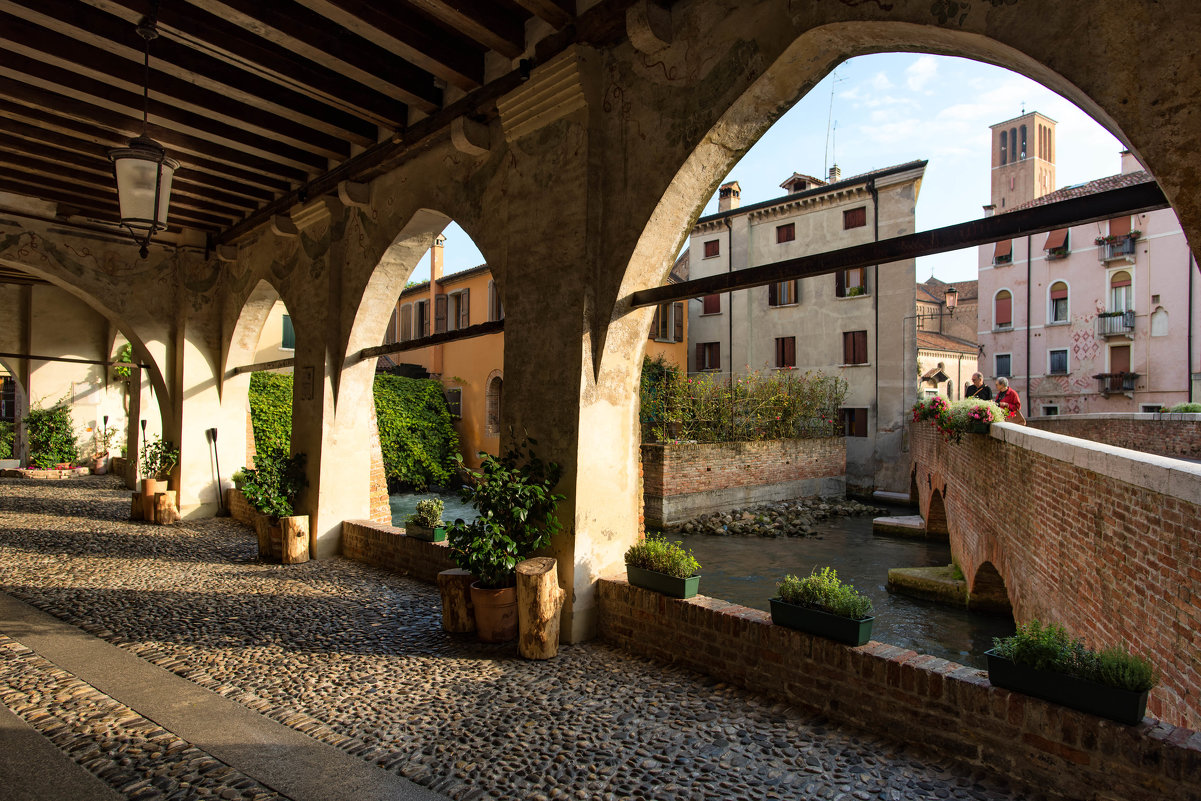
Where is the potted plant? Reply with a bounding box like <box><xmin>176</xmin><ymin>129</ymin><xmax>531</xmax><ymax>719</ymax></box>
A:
<box><xmin>624</xmin><ymin>535</ymin><xmax>702</xmax><ymax>598</ymax></box>
<box><xmin>911</xmin><ymin>394</ymin><xmax>949</xmax><ymax>424</ymax></box>
<box><xmin>405</xmin><ymin>497</ymin><xmax>446</xmax><ymax>542</ymax></box>
<box><xmin>92</xmin><ymin>422</ymin><xmax>119</xmax><ymax>474</ymax></box>
<box><xmin>240</xmin><ymin>449</ymin><xmax>309</xmax><ymax>562</ymax></box>
<box><xmin>770</xmin><ymin>567</ymin><xmax>875</xmax><ymax>646</ymax></box>
<box><xmin>986</xmin><ymin>621</ymin><xmax>1156</xmax><ymax>725</ymax></box>
<box><xmin>445</xmin><ymin>437</ymin><xmax>564</xmax><ymax>643</ymax></box>
<box><xmin>231</xmin><ymin>468</ymin><xmax>248</xmax><ymax>490</ymax></box>
<box><xmin>139</xmin><ymin>435</ymin><xmax>179</xmax><ymax>498</ymax></box>
<box><xmin>936</xmin><ymin>398</ymin><xmax>1007</xmax><ymax>440</ymax></box>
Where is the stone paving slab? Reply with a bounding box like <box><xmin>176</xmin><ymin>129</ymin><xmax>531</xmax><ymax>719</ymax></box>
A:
<box><xmin>0</xmin><ymin>476</ymin><xmax>1020</xmax><ymax>801</ymax></box>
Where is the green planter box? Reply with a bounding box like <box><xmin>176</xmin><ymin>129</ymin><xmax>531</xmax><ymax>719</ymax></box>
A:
<box><xmin>626</xmin><ymin>564</ymin><xmax>700</xmax><ymax>598</ymax></box>
<box><xmin>769</xmin><ymin>598</ymin><xmax>874</xmax><ymax>646</ymax></box>
<box><xmin>985</xmin><ymin>650</ymin><xmax>1149</xmax><ymax>725</ymax></box>
<box><xmin>406</xmin><ymin>523</ymin><xmax>447</xmax><ymax>542</ymax></box>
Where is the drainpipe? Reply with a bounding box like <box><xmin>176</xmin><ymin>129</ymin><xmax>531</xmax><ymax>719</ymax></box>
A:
<box><xmin>1190</xmin><ymin>251</ymin><xmax>1196</xmax><ymax>402</ymax></box>
<box><xmin>1025</xmin><ymin>234</ymin><xmax>1032</xmax><ymax>411</ymax></box>
<box><xmin>867</xmin><ymin>178</ymin><xmax>880</xmax><ymax>439</ymax></box>
<box><xmin>724</xmin><ymin>216</ymin><xmax>733</xmax><ymax>383</ymax></box>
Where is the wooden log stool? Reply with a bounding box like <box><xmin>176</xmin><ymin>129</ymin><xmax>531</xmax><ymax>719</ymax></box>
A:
<box><xmin>279</xmin><ymin>515</ymin><xmax>310</xmax><ymax>564</ymax></box>
<box><xmin>516</xmin><ymin>557</ymin><xmax>565</xmax><ymax>660</ymax></box>
<box><xmin>153</xmin><ymin>491</ymin><xmax>180</xmax><ymax>524</ymax></box>
<box><xmin>437</xmin><ymin>568</ymin><xmax>476</xmax><ymax>633</ymax></box>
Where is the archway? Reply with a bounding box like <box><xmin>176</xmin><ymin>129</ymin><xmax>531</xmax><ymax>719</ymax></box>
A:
<box><xmin>925</xmin><ymin>489</ymin><xmax>949</xmax><ymax>537</ymax></box>
<box><xmin>969</xmin><ymin>561</ymin><xmax>1014</xmax><ymax>616</ymax></box>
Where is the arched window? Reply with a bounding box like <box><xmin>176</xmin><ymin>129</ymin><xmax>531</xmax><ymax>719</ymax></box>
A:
<box><xmin>994</xmin><ymin>289</ymin><xmax>1013</xmax><ymax>328</ymax></box>
<box><xmin>1009</xmin><ymin>128</ymin><xmax>1017</xmax><ymax>162</ymax></box>
<box><xmin>1020</xmin><ymin>124</ymin><xmax>1027</xmax><ymax>159</ymax></box>
<box><xmin>1110</xmin><ymin>271</ymin><xmax>1133</xmax><ymax>312</ymax></box>
<box><xmin>1000</xmin><ymin>131</ymin><xmax>1008</xmax><ymax>165</ymax></box>
<box><xmin>485</xmin><ymin>374</ymin><xmax>503</xmax><ymax>438</ymax></box>
<box><xmin>1049</xmin><ymin>281</ymin><xmax>1068</xmax><ymax>323</ymax></box>
<box><xmin>1151</xmin><ymin>307</ymin><xmax>1169</xmax><ymax>337</ymax></box>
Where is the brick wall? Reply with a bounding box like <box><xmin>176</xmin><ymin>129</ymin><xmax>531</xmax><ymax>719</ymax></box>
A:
<box><xmin>598</xmin><ymin>578</ymin><xmax>1201</xmax><ymax>801</ymax></box>
<box><xmin>1028</xmin><ymin>412</ymin><xmax>1201</xmax><ymax>460</ymax></box>
<box><xmin>912</xmin><ymin>423</ymin><xmax>1201</xmax><ymax>729</ymax></box>
<box><xmin>642</xmin><ymin>438</ymin><xmax>846</xmax><ymax>528</ymax></box>
<box><xmin>340</xmin><ymin>520</ymin><xmax>456</xmax><ymax>584</ymax></box>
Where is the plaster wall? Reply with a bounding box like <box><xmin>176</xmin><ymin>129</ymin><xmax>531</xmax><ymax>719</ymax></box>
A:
<box><xmin>916</xmin><ymin>349</ymin><xmax>979</xmax><ymax>400</ymax></box>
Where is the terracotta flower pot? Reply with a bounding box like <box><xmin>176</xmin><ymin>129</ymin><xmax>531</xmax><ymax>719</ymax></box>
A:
<box><xmin>140</xmin><ymin>477</ymin><xmax>160</xmax><ymax>498</ymax></box>
<box><xmin>469</xmin><ymin>582</ymin><xmax>518</xmax><ymax>643</ymax></box>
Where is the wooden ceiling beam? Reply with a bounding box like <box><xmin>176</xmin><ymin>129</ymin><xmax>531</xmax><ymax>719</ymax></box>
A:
<box><xmin>0</xmin><ymin>54</ymin><xmax>332</xmax><ymax>172</ymax></box>
<box><xmin>182</xmin><ymin>0</ymin><xmax>443</xmax><ymax>113</ymax></box>
<box><xmin>0</xmin><ymin>11</ymin><xmax>355</xmax><ymax>159</ymax></box>
<box><xmin>510</xmin><ymin>0</ymin><xmax>573</xmax><ymax>29</ymax></box>
<box><xmin>0</xmin><ymin>104</ymin><xmax>288</xmax><ymax>198</ymax></box>
<box><xmin>0</xmin><ymin>172</ymin><xmax>227</xmax><ymax>230</ymax></box>
<box><xmin>294</xmin><ymin>0</ymin><xmax>485</xmax><ymax>91</ymax></box>
<box><xmin>404</xmin><ymin>0</ymin><xmax>526</xmax><ymax>58</ymax></box>
<box><xmin>32</xmin><ymin>0</ymin><xmax>396</xmax><ymax>137</ymax></box>
<box><xmin>0</xmin><ymin>81</ymin><xmax>310</xmax><ymax>185</ymax></box>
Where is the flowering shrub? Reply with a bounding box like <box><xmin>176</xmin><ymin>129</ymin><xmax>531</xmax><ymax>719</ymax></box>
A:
<box><xmin>911</xmin><ymin>395</ymin><xmax>948</xmax><ymax>423</ymax></box>
<box><xmin>935</xmin><ymin>399</ymin><xmax>1007</xmax><ymax>443</ymax></box>
<box><xmin>639</xmin><ymin>357</ymin><xmax>847</xmax><ymax>443</ymax></box>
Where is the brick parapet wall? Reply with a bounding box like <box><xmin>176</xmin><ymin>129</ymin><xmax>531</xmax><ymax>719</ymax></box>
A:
<box><xmin>341</xmin><ymin>520</ymin><xmax>456</xmax><ymax>584</ymax></box>
<box><xmin>642</xmin><ymin>438</ymin><xmax>846</xmax><ymax>527</ymax></box>
<box><xmin>1028</xmin><ymin>413</ymin><xmax>1201</xmax><ymax>460</ymax></box>
<box><xmin>598</xmin><ymin>578</ymin><xmax>1201</xmax><ymax>801</ymax></box>
<box><xmin>912</xmin><ymin>423</ymin><xmax>1201</xmax><ymax>729</ymax></box>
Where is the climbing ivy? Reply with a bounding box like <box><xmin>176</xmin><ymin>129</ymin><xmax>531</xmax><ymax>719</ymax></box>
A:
<box><xmin>0</xmin><ymin>420</ymin><xmax>13</xmax><ymax>460</ymax></box>
<box><xmin>246</xmin><ymin>371</ymin><xmax>458</xmax><ymax>492</ymax></box>
<box><xmin>24</xmin><ymin>402</ymin><xmax>78</xmax><ymax>469</ymax></box>
<box><xmin>373</xmin><ymin>375</ymin><xmax>459</xmax><ymax>491</ymax></box>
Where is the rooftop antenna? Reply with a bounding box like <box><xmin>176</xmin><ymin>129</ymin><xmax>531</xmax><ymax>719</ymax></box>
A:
<box><xmin>1021</xmin><ymin>100</ymin><xmax>1026</xmax><ymax>115</ymax></box>
<box><xmin>824</xmin><ymin>69</ymin><xmax>847</xmax><ymax>178</ymax></box>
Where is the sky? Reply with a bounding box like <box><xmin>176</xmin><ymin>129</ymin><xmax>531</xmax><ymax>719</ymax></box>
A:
<box><xmin>420</xmin><ymin>53</ymin><xmax>1127</xmax><ymax>285</ymax></box>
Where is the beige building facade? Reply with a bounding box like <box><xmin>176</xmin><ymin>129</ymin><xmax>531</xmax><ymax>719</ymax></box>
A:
<box><xmin>916</xmin><ymin>278</ymin><xmax>980</xmax><ymax>399</ymax></box>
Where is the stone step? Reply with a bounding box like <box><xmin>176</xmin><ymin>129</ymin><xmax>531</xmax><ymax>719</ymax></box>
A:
<box><xmin>872</xmin><ymin>490</ymin><xmax>914</xmax><ymax>506</ymax></box>
<box><xmin>872</xmin><ymin>515</ymin><xmax>927</xmax><ymax>537</ymax></box>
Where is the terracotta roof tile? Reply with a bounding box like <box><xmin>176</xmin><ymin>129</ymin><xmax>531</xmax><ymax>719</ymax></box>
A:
<box><xmin>1005</xmin><ymin>171</ymin><xmax>1154</xmax><ymax>214</ymax></box>
<box><xmin>916</xmin><ymin>331</ymin><xmax>979</xmax><ymax>355</ymax></box>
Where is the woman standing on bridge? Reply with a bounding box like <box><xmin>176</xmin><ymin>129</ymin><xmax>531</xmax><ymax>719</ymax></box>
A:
<box><xmin>994</xmin><ymin>377</ymin><xmax>1024</xmax><ymax>424</ymax></box>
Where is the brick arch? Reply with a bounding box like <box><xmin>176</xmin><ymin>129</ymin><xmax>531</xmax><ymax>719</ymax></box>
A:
<box><xmin>969</xmin><ymin>561</ymin><xmax>1014</xmax><ymax>616</ymax></box>
<box><xmin>925</xmin><ymin>488</ymin><xmax>949</xmax><ymax>537</ymax></box>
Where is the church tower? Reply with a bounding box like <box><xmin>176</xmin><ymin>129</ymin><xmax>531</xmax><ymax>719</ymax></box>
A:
<box><xmin>989</xmin><ymin>111</ymin><xmax>1056</xmax><ymax>210</ymax></box>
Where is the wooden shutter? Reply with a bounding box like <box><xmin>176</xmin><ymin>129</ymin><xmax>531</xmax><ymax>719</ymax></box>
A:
<box><xmin>776</xmin><ymin>223</ymin><xmax>795</xmax><ymax>243</ymax></box>
<box><xmin>1044</xmin><ymin>228</ymin><xmax>1068</xmax><ymax>250</ymax></box>
<box><xmin>994</xmin><ymin>239</ymin><xmax>1012</xmax><ymax>262</ymax></box>
<box><xmin>703</xmin><ymin>293</ymin><xmax>720</xmax><ymax>314</ymax></box>
<box><xmin>400</xmin><ymin>305</ymin><xmax>412</xmax><ymax>341</ymax></box>
<box><xmin>768</xmin><ymin>282</ymin><xmax>778</xmax><ymax>306</ymax></box>
<box><xmin>421</xmin><ymin>302</ymin><xmax>430</xmax><ymax>337</ymax></box>
<box><xmin>854</xmin><ymin>409</ymin><xmax>867</xmax><ymax>437</ymax></box>
<box><xmin>673</xmin><ymin>302</ymin><xmax>684</xmax><ymax>342</ymax></box>
<box><xmin>281</xmin><ymin>315</ymin><xmax>295</xmax><ymax>350</ymax></box>
<box><xmin>786</xmin><ymin>337</ymin><xmax>796</xmax><ymax>367</ymax></box>
<box><xmin>775</xmin><ymin>338</ymin><xmax>784</xmax><ymax>367</ymax></box>
<box><xmin>704</xmin><ymin>240</ymin><xmax>719</xmax><ymax>258</ymax></box>
<box><xmin>434</xmin><ymin>294</ymin><xmax>448</xmax><ymax>334</ymax></box>
<box><xmin>843</xmin><ymin>332</ymin><xmax>853</xmax><ymax>364</ymax></box>
<box><xmin>1110</xmin><ymin>345</ymin><xmax>1131</xmax><ymax>374</ymax></box>
<box><xmin>1109</xmin><ymin>216</ymin><xmax>1131</xmax><ymax>237</ymax></box>
<box><xmin>1050</xmin><ymin>283</ymin><xmax>1068</xmax><ymax>300</ymax></box>
<box><xmin>458</xmin><ymin>289</ymin><xmax>470</xmax><ymax>329</ymax></box>
<box><xmin>835</xmin><ymin>270</ymin><xmax>846</xmax><ymax>297</ymax></box>
<box><xmin>695</xmin><ymin>343</ymin><xmax>704</xmax><ymax>370</ymax></box>
<box><xmin>854</xmin><ymin>331</ymin><xmax>868</xmax><ymax>364</ymax></box>
<box><xmin>843</xmin><ymin>207</ymin><xmax>866</xmax><ymax>229</ymax></box>
<box><xmin>649</xmin><ymin>306</ymin><xmax>660</xmax><ymax>340</ymax></box>
<box><xmin>995</xmin><ymin>294</ymin><xmax>1012</xmax><ymax>326</ymax></box>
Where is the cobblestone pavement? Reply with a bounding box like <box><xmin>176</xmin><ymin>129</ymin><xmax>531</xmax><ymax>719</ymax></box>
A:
<box><xmin>0</xmin><ymin>477</ymin><xmax>1022</xmax><ymax>801</ymax></box>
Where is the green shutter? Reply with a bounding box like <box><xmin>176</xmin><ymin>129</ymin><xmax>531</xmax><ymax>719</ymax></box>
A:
<box><xmin>282</xmin><ymin>314</ymin><xmax>296</xmax><ymax>350</ymax></box>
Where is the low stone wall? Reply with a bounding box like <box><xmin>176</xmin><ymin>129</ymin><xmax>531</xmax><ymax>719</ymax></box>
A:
<box><xmin>598</xmin><ymin>578</ymin><xmax>1201</xmax><ymax>801</ymax></box>
<box><xmin>1027</xmin><ymin>412</ymin><xmax>1201</xmax><ymax>460</ymax></box>
<box><xmin>340</xmin><ymin>519</ymin><xmax>456</xmax><ymax>584</ymax></box>
<box><xmin>641</xmin><ymin>438</ymin><xmax>845</xmax><ymax>528</ymax></box>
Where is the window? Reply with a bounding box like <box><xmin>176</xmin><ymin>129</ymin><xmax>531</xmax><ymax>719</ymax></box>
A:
<box><xmin>650</xmin><ymin>302</ymin><xmax>685</xmax><ymax>342</ymax></box>
<box><xmin>1049</xmin><ymin>281</ymin><xmax>1068</xmax><ymax>323</ymax></box>
<box><xmin>768</xmin><ymin>280</ymin><xmax>797</xmax><ymax>307</ymax></box>
<box><xmin>1042</xmin><ymin>405</ymin><xmax>1059</xmax><ymax>416</ymax></box>
<box><xmin>448</xmin><ymin>289</ymin><xmax>470</xmax><ymax>331</ymax></box>
<box><xmin>835</xmin><ymin>267</ymin><xmax>867</xmax><ymax>297</ymax></box>
<box><xmin>1019</xmin><ymin>124</ymin><xmax>1027</xmax><ymax>160</ymax></box>
<box><xmin>434</xmin><ymin>293</ymin><xmax>448</xmax><ymax>334</ymax></box>
<box><xmin>993</xmin><ymin>239</ymin><xmax>1012</xmax><ymax>265</ymax></box>
<box><xmin>995</xmin><ymin>353</ymin><xmax>1012</xmax><ymax>378</ymax></box>
<box><xmin>695</xmin><ymin>341</ymin><xmax>721</xmax><ymax>371</ymax></box>
<box><xmin>444</xmin><ymin>387</ymin><xmax>462</xmax><ymax>418</ymax></box>
<box><xmin>840</xmin><ymin>408</ymin><xmax>868</xmax><ymax>437</ymax></box>
<box><xmin>775</xmin><ymin>337</ymin><xmax>796</xmax><ymax>369</ymax></box>
<box><xmin>1141</xmin><ymin>404</ymin><xmax>1162</xmax><ymax>413</ymax></box>
<box><xmin>994</xmin><ymin>289</ymin><xmax>1013</xmax><ymax>328</ymax></box>
<box><xmin>281</xmin><ymin>314</ymin><xmax>295</xmax><ymax>351</ymax></box>
<box><xmin>1110</xmin><ymin>344</ymin><xmax>1131</xmax><ymax>374</ymax></box>
<box><xmin>415</xmin><ymin>300</ymin><xmax>430</xmax><ymax>338</ymax></box>
<box><xmin>1009</xmin><ymin>128</ymin><xmax>1017</xmax><ymax>162</ymax></box>
<box><xmin>842</xmin><ymin>330</ymin><xmax>868</xmax><ymax>365</ymax></box>
<box><xmin>701</xmin><ymin>293</ymin><xmax>721</xmax><ymax>315</ymax></box>
<box><xmin>776</xmin><ymin>223</ymin><xmax>795</xmax><ymax>243</ymax></box>
<box><xmin>485</xmin><ymin>376</ymin><xmax>502</xmax><ymax>437</ymax></box>
<box><xmin>703</xmin><ymin>239</ymin><xmax>720</xmax><ymax>258</ymax></box>
<box><xmin>1000</xmin><ymin>130</ymin><xmax>1007</xmax><ymax>165</ymax></box>
<box><xmin>1110</xmin><ymin>271</ymin><xmax>1133</xmax><ymax>312</ymax></box>
<box><xmin>400</xmin><ymin>304</ymin><xmax>413</xmax><ymax>342</ymax></box>
<box><xmin>843</xmin><ymin>207</ymin><xmax>866</xmax><ymax>229</ymax></box>
<box><xmin>1044</xmin><ymin>228</ymin><xmax>1069</xmax><ymax>259</ymax></box>
<box><xmin>488</xmin><ymin>280</ymin><xmax>504</xmax><ymax>322</ymax></box>
<box><xmin>1048</xmin><ymin>349</ymin><xmax>1068</xmax><ymax>375</ymax></box>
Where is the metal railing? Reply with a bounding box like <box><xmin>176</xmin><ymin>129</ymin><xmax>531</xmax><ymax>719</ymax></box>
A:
<box><xmin>1098</xmin><ymin>237</ymin><xmax>1137</xmax><ymax>261</ymax></box>
<box><xmin>1094</xmin><ymin>372</ymin><xmax>1139</xmax><ymax>394</ymax></box>
<box><xmin>1096</xmin><ymin>310</ymin><xmax>1135</xmax><ymax>337</ymax></box>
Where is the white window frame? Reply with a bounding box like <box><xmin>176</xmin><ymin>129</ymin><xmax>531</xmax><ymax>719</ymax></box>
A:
<box><xmin>1108</xmin><ymin>268</ymin><xmax>1134</xmax><ymax>313</ymax></box>
<box><xmin>993</xmin><ymin>287</ymin><xmax>1015</xmax><ymax>330</ymax></box>
<box><xmin>1047</xmin><ymin>348</ymin><xmax>1069</xmax><ymax>376</ymax></box>
<box><xmin>994</xmin><ymin>352</ymin><xmax>1012</xmax><ymax>378</ymax></box>
<box><xmin>1047</xmin><ymin>280</ymin><xmax>1070</xmax><ymax>324</ymax></box>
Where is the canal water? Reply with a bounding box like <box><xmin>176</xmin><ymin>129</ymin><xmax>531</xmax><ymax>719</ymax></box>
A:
<box><xmin>675</xmin><ymin>509</ymin><xmax>1014</xmax><ymax>668</ymax></box>
<box><xmin>392</xmin><ymin>494</ymin><xmax>1012</xmax><ymax>668</ymax></box>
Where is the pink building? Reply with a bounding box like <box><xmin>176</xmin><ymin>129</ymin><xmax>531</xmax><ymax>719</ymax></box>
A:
<box><xmin>977</xmin><ymin>113</ymin><xmax>1201</xmax><ymax>415</ymax></box>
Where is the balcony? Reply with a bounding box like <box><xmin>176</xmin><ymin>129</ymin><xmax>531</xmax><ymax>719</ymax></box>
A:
<box><xmin>1094</xmin><ymin>372</ymin><xmax>1139</xmax><ymax>395</ymax></box>
<box><xmin>1097</xmin><ymin>236</ymin><xmax>1137</xmax><ymax>263</ymax></box>
<box><xmin>1096</xmin><ymin>310</ymin><xmax>1135</xmax><ymax>337</ymax></box>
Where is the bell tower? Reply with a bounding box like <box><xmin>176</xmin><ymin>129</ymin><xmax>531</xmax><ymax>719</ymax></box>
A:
<box><xmin>990</xmin><ymin>111</ymin><xmax>1056</xmax><ymax>210</ymax></box>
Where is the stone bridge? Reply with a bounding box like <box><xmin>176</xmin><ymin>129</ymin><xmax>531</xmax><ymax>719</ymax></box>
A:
<box><xmin>910</xmin><ymin>423</ymin><xmax>1201</xmax><ymax>729</ymax></box>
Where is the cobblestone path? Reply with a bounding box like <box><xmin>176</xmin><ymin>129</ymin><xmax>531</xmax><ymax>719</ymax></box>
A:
<box><xmin>0</xmin><ymin>477</ymin><xmax>1021</xmax><ymax>800</ymax></box>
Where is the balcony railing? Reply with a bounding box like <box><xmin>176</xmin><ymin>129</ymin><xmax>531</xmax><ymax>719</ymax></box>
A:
<box><xmin>1096</xmin><ymin>310</ymin><xmax>1135</xmax><ymax>337</ymax></box>
<box><xmin>1098</xmin><ymin>236</ymin><xmax>1137</xmax><ymax>262</ymax></box>
<box><xmin>1094</xmin><ymin>372</ymin><xmax>1139</xmax><ymax>395</ymax></box>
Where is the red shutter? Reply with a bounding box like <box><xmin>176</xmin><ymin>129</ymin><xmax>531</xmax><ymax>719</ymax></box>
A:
<box><xmin>459</xmin><ymin>288</ymin><xmax>470</xmax><ymax>329</ymax></box>
<box><xmin>1109</xmin><ymin>216</ymin><xmax>1131</xmax><ymax>237</ymax></box>
<box><xmin>1110</xmin><ymin>345</ymin><xmax>1131</xmax><ymax>374</ymax></box>
<box><xmin>703</xmin><ymin>294</ymin><xmax>720</xmax><ymax>314</ymax></box>
<box><xmin>768</xmin><ymin>282</ymin><xmax>778</xmax><ymax>306</ymax></box>
<box><xmin>1050</xmin><ymin>284</ymin><xmax>1068</xmax><ymax>300</ymax></box>
<box><xmin>854</xmin><ymin>331</ymin><xmax>868</xmax><ymax>364</ymax></box>
<box><xmin>695</xmin><ymin>343</ymin><xmax>704</xmax><ymax>370</ymax></box>
<box><xmin>994</xmin><ymin>239</ymin><xmax>1012</xmax><ymax>261</ymax></box>
<box><xmin>434</xmin><ymin>294</ymin><xmax>448</xmax><ymax>334</ymax></box>
<box><xmin>996</xmin><ymin>295</ymin><xmax>1012</xmax><ymax>326</ymax></box>
<box><xmin>1044</xmin><ymin>228</ymin><xmax>1068</xmax><ymax>250</ymax></box>
<box><xmin>649</xmin><ymin>306</ymin><xmax>660</xmax><ymax>340</ymax></box>
<box><xmin>777</xmin><ymin>223</ymin><xmax>795</xmax><ymax>243</ymax></box>
<box><xmin>854</xmin><ymin>409</ymin><xmax>867</xmax><ymax>437</ymax></box>
<box><xmin>775</xmin><ymin>338</ymin><xmax>783</xmax><ymax>367</ymax></box>
<box><xmin>844</xmin><ymin>207</ymin><xmax>866</xmax><ymax>229</ymax></box>
<box><xmin>673</xmin><ymin>302</ymin><xmax>684</xmax><ymax>342</ymax></box>
<box><xmin>704</xmin><ymin>240</ymin><xmax>719</xmax><ymax>258</ymax></box>
<box><xmin>843</xmin><ymin>332</ymin><xmax>853</xmax><ymax>364</ymax></box>
<box><xmin>713</xmin><ymin>342</ymin><xmax>720</xmax><ymax>371</ymax></box>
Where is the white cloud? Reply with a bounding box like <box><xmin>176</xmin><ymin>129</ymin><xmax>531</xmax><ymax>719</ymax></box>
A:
<box><xmin>906</xmin><ymin>55</ymin><xmax>939</xmax><ymax>91</ymax></box>
<box><xmin>871</xmin><ymin>71</ymin><xmax>894</xmax><ymax>91</ymax></box>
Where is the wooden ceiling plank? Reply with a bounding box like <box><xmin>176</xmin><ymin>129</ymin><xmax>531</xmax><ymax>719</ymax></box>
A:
<box><xmin>0</xmin><ymin>55</ymin><xmax>332</xmax><ymax>172</ymax></box>
<box><xmin>293</xmin><ymin>0</ymin><xmax>484</xmax><ymax>90</ymax></box>
<box><xmin>1</xmin><ymin>180</ymin><xmax>214</xmax><ymax>232</ymax></box>
<box><xmin>0</xmin><ymin>78</ymin><xmax>311</xmax><ymax>184</ymax></box>
<box><xmin>0</xmin><ymin>11</ymin><xmax>355</xmax><ymax>158</ymax></box>
<box><xmin>405</xmin><ymin>0</ymin><xmax>526</xmax><ymax>58</ymax></box>
<box><xmin>17</xmin><ymin>0</ymin><xmax>392</xmax><ymax>138</ymax></box>
<box><xmin>182</xmin><ymin>0</ymin><xmax>442</xmax><ymax>113</ymax></box>
<box><xmin>0</xmin><ymin>109</ymin><xmax>281</xmax><ymax>201</ymax></box>
<box><xmin>510</xmin><ymin>0</ymin><xmax>573</xmax><ymax>29</ymax></box>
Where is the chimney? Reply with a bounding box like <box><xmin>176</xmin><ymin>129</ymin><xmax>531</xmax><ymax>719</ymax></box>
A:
<box><xmin>1119</xmin><ymin>150</ymin><xmax>1145</xmax><ymax>175</ymax></box>
<box><xmin>431</xmin><ymin>234</ymin><xmax>446</xmax><ymax>282</ymax></box>
<box><xmin>828</xmin><ymin>164</ymin><xmax>842</xmax><ymax>182</ymax></box>
<box><xmin>982</xmin><ymin>204</ymin><xmax>996</xmax><ymax>218</ymax></box>
<box><xmin>718</xmin><ymin>181</ymin><xmax>740</xmax><ymax>212</ymax></box>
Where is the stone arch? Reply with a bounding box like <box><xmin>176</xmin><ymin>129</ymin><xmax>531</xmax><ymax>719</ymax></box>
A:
<box><xmin>969</xmin><ymin>561</ymin><xmax>1014</xmax><ymax>616</ymax></box>
<box><xmin>925</xmin><ymin>488</ymin><xmax>949</xmax><ymax>537</ymax></box>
